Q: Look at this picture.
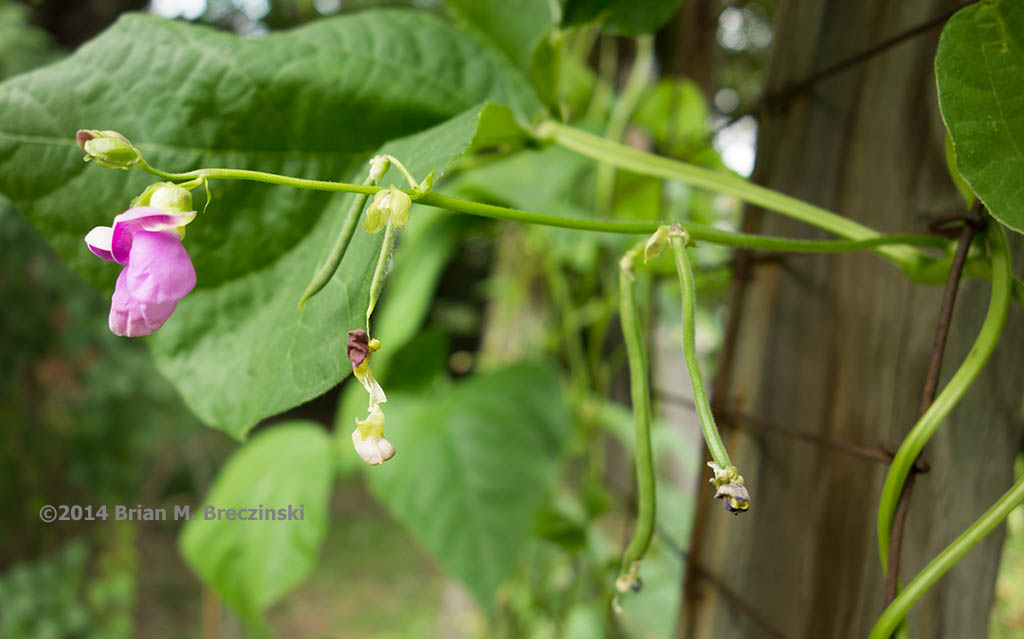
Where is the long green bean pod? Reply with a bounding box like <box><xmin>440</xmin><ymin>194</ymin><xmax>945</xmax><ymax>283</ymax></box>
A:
<box><xmin>616</xmin><ymin>263</ymin><xmax>656</xmax><ymax>593</ymax></box>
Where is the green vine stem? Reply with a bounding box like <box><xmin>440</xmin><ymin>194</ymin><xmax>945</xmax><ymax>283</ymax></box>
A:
<box><xmin>669</xmin><ymin>231</ymin><xmax>732</xmax><ymax>469</ymax></box>
<box><xmin>876</xmin><ymin>220</ymin><xmax>1012</xmax><ymax>575</ymax></box>
<box><xmin>137</xmin><ymin>162</ymin><xmax>947</xmax><ymax>253</ymax></box>
<box><xmin>616</xmin><ymin>264</ymin><xmax>656</xmax><ymax>591</ymax></box>
<box><xmin>869</xmin><ymin>470</ymin><xmax>1024</xmax><ymax>639</ymax></box>
<box><xmin>533</xmin><ymin>121</ymin><xmax>924</xmax><ymax>269</ymax></box>
<box><xmin>366</xmin><ymin>220</ymin><xmax>397</xmax><ymax>331</ymax></box>
<box><xmin>298</xmin><ymin>171</ymin><xmax>380</xmax><ymax>309</ymax></box>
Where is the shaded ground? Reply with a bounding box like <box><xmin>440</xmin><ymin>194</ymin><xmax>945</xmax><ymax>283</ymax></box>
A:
<box><xmin>134</xmin><ymin>475</ymin><xmax>449</xmax><ymax>638</ymax></box>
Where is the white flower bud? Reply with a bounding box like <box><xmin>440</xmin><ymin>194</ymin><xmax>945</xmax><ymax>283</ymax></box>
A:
<box><xmin>363</xmin><ymin>185</ymin><xmax>412</xmax><ymax>233</ymax></box>
<box><xmin>369</xmin><ymin>155</ymin><xmax>390</xmax><ymax>182</ymax></box>
<box><xmin>352</xmin><ymin>405</ymin><xmax>395</xmax><ymax>465</ymax></box>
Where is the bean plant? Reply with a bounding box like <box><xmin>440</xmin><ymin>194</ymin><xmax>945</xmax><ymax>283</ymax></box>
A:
<box><xmin>1</xmin><ymin>0</ymin><xmax>1023</xmax><ymax>635</ymax></box>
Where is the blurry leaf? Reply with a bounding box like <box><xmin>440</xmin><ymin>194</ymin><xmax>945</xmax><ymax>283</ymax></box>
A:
<box><xmin>561</xmin><ymin>0</ymin><xmax>685</xmax><ymax>36</ymax></box>
<box><xmin>559</xmin><ymin>52</ymin><xmax>599</xmax><ymax>118</ymax></box>
<box><xmin>534</xmin><ymin>505</ymin><xmax>588</xmax><ymax>552</ymax></box>
<box><xmin>593</xmin><ymin>399</ymin><xmax>698</xmax><ymax>544</ymax></box>
<box><xmin>564</xmin><ymin>603</ymin><xmax>606</xmax><ymax>638</ymax></box>
<box><xmin>0</xmin><ymin>11</ymin><xmax>532</xmax><ymax>437</ymax></box>
<box><xmin>376</xmin><ymin>328</ymin><xmax>451</xmax><ymax>394</ymax></box>
<box><xmin>633</xmin><ymin>79</ymin><xmax>711</xmax><ymax>158</ymax></box>
<box><xmin>367</xmin><ymin>362</ymin><xmax>571</xmax><ymax>608</ymax></box>
<box><xmin>613</xmin><ymin>171</ymin><xmax>662</xmax><ymax>223</ymax></box>
<box><xmin>179</xmin><ymin>422</ymin><xmax>333</xmax><ymax>625</ymax></box>
<box><xmin>448</xmin><ymin>145</ymin><xmax>608</xmax><ymax>271</ymax></box>
<box><xmin>530</xmin><ymin>34</ymin><xmax>563</xmax><ymax>112</ymax></box>
<box><xmin>0</xmin><ymin>0</ymin><xmax>59</xmax><ymax>79</ymax></box>
<box><xmin>936</xmin><ymin>0</ymin><xmax>1024</xmax><ymax>232</ymax></box>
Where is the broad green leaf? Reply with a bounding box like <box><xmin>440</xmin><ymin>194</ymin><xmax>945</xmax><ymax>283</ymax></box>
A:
<box><xmin>561</xmin><ymin>0</ymin><xmax>684</xmax><ymax>36</ymax></box>
<box><xmin>446</xmin><ymin>0</ymin><xmax>558</xmax><ymax>113</ymax></box>
<box><xmin>447</xmin><ymin>0</ymin><xmax>554</xmax><ymax>77</ymax></box>
<box><xmin>179</xmin><ymin>422</ymin><xmax>333</xmax><ymax>625</ymax></box>
<box><xmin>0</xmin><ymin>11</ymin><xmax>530</xmax><ymax>437</ymax></box>
<box><xmin>945</xmin><ymin>130</ymin><xmax>976</xmax><ymax>209</ymax></box>
<box><xmin>366</xmin><ymin>362</ymin><xmax>571</xmax><ymax>608</ymax></box>
<box><xmin>936</xmin><ymin>0</ymin><xmax>1024</xmax><ymax>232</ymax></box>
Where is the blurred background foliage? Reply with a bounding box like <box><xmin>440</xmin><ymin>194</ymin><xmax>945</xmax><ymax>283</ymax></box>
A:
<box><xmin>1</xmin><ymin>0</ymin><xmax>1021</xmax><ymax>637</ymax></box>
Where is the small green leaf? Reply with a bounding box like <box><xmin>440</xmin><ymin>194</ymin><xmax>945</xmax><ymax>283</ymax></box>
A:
<box><xmin>366</xmin><ymin>362</ymin><xmax>571</xmax><ymax>608</ymax></box>
<box><xmin>561</xmin><ymin>0</ymin><xmax>684</xmax><ymax>36</ymax></box>
<box><xmin>179</xmin><ymin>422</ymin><xmax>333</xmax><ymax>624</ymax></box>
<box><xmin>936</xmin><ymin>0</ymin><xmax>1024</xmax><ymax>232</ymax></box>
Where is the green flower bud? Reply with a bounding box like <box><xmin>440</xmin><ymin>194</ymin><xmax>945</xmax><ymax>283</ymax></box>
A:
<box><xmin>389</xmin><ymin>186</ymin><xmax>412</xmax><ymax>227</ymax></box>
<box><xmin>363</xmin><ymin>185</ymin><xmax>412</xmax><ymax>233</ymax></box>
<box><xmin>643</xmin><ymin>225</ymin><xmax>669</xmax><ymax>263</ymax></box>
<box><xmin>364</xmin><ymin>192</ymin><xmax>388</xmax><ymax>234</ymax></box>
<box><xmin>149</xmin><ymin>183</ymin><xmax>193</xmax><ymax>214</ymax></box>
<box><xmin>368</xmin><ymin>154</ymin><xmax>390</xmax><ymax>182</ymax></box>
<box><xmin>76</xmin><ymin>129</ymin><xmax>142</xmax><ymax>170</ymax></box>
<box><xmin>131</xmin><ymin>182</ymin><xmax>193</xmax><ymax>214</ymax></box>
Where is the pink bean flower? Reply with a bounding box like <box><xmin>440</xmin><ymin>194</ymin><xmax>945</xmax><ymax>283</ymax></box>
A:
<box><xmin>85</xmin><ymin>206</ymin><xmax>197</xmax><ymax>337</ymax></box>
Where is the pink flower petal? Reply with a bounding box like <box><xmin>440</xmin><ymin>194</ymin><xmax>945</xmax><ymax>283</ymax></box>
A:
<box><xmin>84</xmin><ymin>226</ymin><xmax>115</xmax><ymax>262</ymax></box>
<box><xmin>124</xmin><ymin>230</ymin><xmax>196</xmax><ymax>304</ymax></box>
<box><xmin>108</xmin><ymin>268</ymin><xmax>180</xmax><ymax>337</ymax></box>
<box><xmin>110</xmin><ymin>206</ymin><xmax>196</xmax><ymax>264</ymax></box>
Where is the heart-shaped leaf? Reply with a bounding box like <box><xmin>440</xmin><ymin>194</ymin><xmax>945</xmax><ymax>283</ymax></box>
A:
<box><xmin>936</xmin><ymin>0</ymin><xmax>1024</xmax><ymax>232</ymax></box>
<box><xmin>366</xmin><ymin>362</ymin><xmax>571</xmax><ymax>607</ymax></box>
<box><xmin>179</xmin><ymin>422</ymin><xmax>333</xmax><ymax>624</ymax></box>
